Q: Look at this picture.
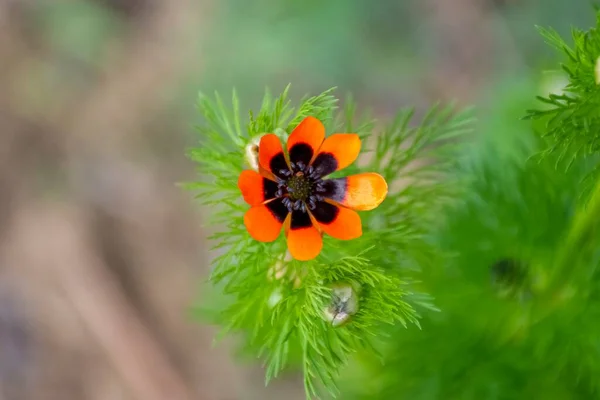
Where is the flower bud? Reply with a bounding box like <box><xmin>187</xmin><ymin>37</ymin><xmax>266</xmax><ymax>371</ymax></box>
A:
<box><xmin>244</xmin><ymin>135</ymin><xmax>263</xmax><ymax>171</ymax></box>
<box><xmin>322</xmin><ymin>282</ymin><xmax>359</xmax><ymax>327</ymax></box>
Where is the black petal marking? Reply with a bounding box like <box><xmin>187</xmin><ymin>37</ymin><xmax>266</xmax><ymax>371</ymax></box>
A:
<box><xmin>310</xmin><ymin>152</ymin><xmax>338</xmax><ymax>178</ymax></box>
<box><xmin>311</xmin><ymin>201</ymin><xmax>339</xmax><ymax>224</ymax></box>
<box><xmin>289</xmin><ymin>143</ymin><xmax>314</xmax><ymax>167</ymax></box>
<box><xmin>320</xmin><ymin>178</ymin><xmax>347</xmax><ymax>203</ymax></box>
<box><xmin>266</xmin><ymin>198</ymin><xmax>289</xmax><ymax>222</ymax></box>
<box><xmin>263</xmin><ymin>178</ymin><xmax>279</xmax><ymax>200</ymax></box>
<box><xmin>290</xmin><ymin>209</ymin><xmax>312</xmax><ymax>230</ymax></box>
<box><xmin>269</xmin><ymin>152</ymin><xmax>290</xmax><ymax>179</ymax></box>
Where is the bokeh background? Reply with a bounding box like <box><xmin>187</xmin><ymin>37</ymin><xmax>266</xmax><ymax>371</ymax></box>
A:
<box><xmin>0</xmin><ymin>1</ymin><xmax>593</xmax><ymax>399</ymax></box>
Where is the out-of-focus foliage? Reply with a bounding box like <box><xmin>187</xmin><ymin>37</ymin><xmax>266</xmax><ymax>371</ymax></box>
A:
<box><xmin>202</xmin><ymin>0</ymin><xmax>593</xmax><ymax>99</ymax></box>
<box><xmin>339</xmin><ymin>12</ymin><xmax>600</xmax><ymax>400</ymax></box>
<box><xmin>340</xmin><ymin>78</ymin><xmax>600</xmax><ymax>400</ymax></box>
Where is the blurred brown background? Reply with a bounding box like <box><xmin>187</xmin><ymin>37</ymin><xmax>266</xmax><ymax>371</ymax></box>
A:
<box><xmin>0</xmin><ymin>0</ymin><xmax>590</xmax><ymax>399</ymax></box>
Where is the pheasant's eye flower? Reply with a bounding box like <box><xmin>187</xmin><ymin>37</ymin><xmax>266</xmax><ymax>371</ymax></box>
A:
<box><xmin>238</xmin><ymin>116</ymin><xmax>388</xmax><ymax>261</ymax></box>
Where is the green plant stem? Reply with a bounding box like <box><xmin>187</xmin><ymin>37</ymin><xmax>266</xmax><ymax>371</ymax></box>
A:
<box><xmin>539</xmin><ymin>175</ymin><xmax>600</xmax><ymax>313</ymax></box>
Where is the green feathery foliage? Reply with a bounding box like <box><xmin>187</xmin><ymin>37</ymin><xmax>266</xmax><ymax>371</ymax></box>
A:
<box><xmin>185</xmin><ymin>85</ymin><xmax>473</xmax><ymax>398</ymax></box>
<box><xmin>525</xmin><ymin>10</ymin><xmax>600</xmax><ymax>181</ymax></box>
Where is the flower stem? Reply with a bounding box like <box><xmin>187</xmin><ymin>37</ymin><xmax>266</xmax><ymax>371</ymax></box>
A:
<box><xmin>538</xmin><ymin>176</ymin><xmax>600</xmax><ymax>314</ymax></box>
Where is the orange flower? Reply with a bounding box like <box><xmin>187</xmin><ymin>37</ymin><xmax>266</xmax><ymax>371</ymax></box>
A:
<box><xmin>238</xmin><ymin>116</ymin><xmax>388</xmax><ymax>261</ymax></box>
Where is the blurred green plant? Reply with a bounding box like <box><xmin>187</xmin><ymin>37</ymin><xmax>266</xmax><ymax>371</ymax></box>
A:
<box><xmin>338</xmin><ymin>9</ymin><xmax>600</xmax><ymax>400</ymax></box>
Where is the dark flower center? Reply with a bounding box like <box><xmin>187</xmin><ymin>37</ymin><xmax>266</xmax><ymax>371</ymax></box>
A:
<box><xmin>277</xmin><ymin>161</ymin><xmax>326</xmax><ymax>213</ymax></box>
<box><xmin>287</xmin><ymin>173</ymin><xmax>312</xmax><ymax>201</ymax></box>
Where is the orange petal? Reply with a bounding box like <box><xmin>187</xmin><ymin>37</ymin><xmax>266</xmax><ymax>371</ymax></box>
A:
<box><xmin>287</xmin><ymin>116</ymin><xmax>325</xmax><ymax>166</ymax></box>
<box><xmin>258</xmin><ymin>134</ymin><xmax>290</xmax><ymax>179</ymax></box>
<box><xmin>311</xmin><ymin>201</ymin><xmax>362</xmax><ymax>240</ymax></box>
<box><xmin>243</xmin><ymin>199</ymin><xmax>288</xmax><ymax>242</ymax></box>
<box><xmin>322</xmin><ymin>173</ymin><xmax>388</xmax><ymax>211</ymax></box>
<box><xmin>311</xmin><ymin>133</ymin><xmax>361</xmax><ymax>177</ymax></box>
<box><xmin>287</xmin><ymin>225</ymin><xmax>323</xmax><ymax>261</ymax></box>
<box><xmin>285</xmin><ymin>210</ymin><xmax>323</xmax><ymax>260</ymax></box>
<box><xmin>238</xmin><ymin>170</ymin><xmax>279</xmax><ymax>206</ymax></box>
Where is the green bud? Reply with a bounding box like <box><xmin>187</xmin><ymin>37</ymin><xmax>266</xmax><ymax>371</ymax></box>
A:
<box><xmin>322</xmin><ymin>282</ymin><xmax>359</xmax><ymax>327</ymax></box>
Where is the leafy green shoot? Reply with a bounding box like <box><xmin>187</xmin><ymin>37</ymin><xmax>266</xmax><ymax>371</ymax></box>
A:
<box><xmin>525</xmin><ymin>13</ymin><xmax>600</xmax><ymax>173</ymax></box>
